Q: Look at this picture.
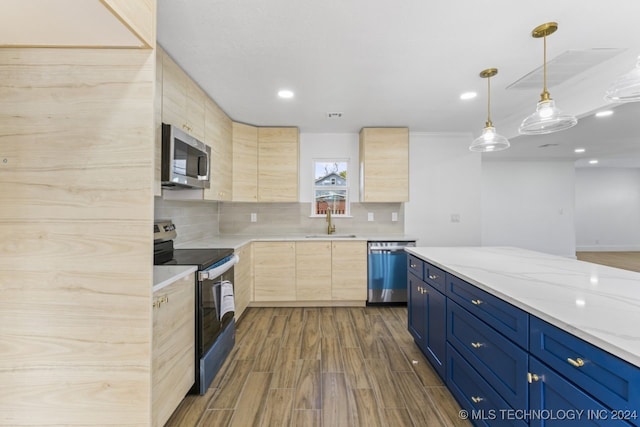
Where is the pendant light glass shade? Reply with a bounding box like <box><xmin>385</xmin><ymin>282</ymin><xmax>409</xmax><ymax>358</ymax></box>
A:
<box><xmin>518</xmin><ymin>22</ymin><xmax>577</xmax><ymax>135</ymax></box>
<box><xmin>604</xmin><ymin>55</ymin><xmax>640</xmax><ymax>102</ymax></box>
<box><xmin>469</xmin><ymin>68</ymin><xmax>510</xmax><ymax>152</ymax></box>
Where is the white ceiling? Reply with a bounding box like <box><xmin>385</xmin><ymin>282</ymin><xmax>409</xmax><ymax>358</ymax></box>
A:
<box><xmin>157</xmin><ymin>0</ymin><xmax>640</xmax><ymax>164</ymax></box>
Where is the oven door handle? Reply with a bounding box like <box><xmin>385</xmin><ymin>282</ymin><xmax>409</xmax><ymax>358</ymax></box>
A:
<box><xmin>198</xmin><ymin>254</ymin><xmax>239</xmax><ymax>281</ymax></box>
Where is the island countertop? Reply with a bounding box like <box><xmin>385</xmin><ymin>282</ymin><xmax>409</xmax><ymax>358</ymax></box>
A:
<box><xmin>405</xmin><ymin>246</ymin><xmax>640</xmax><ymax>368</ymax></box>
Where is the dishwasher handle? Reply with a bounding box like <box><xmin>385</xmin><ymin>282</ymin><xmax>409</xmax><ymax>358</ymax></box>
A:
<box><xmin>368</xmin><ymin>245</ymin><xmax>412</xmax><ymax>252</ymax></box>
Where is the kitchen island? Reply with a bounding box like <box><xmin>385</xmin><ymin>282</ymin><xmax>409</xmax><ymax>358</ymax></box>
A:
<box><xmin>406</xmin><ymin>246</ymin><xmax>639</xmax><ymax>426</ymax></box>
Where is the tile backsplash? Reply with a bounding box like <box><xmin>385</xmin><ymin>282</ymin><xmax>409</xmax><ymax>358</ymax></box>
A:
<box><xmin>155</xmin><ymin>198</ymin><xmax>405</xmax><ymax>243</ymax></box>
<box><xmin>154</xmin><ymin>198</ymin><xmax>220</xmax><ymax>245</ymax></box>
<box><xmin>219</xmin><ymin>202</ymin><xmax>404</xmax><ymax>235</ymax></box>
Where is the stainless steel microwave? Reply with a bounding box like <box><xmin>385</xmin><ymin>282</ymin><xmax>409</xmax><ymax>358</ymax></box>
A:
<box><xmin>161</xmin><ymin>123</ymin><xmax>211</xmax><ymax>189</ymax></box>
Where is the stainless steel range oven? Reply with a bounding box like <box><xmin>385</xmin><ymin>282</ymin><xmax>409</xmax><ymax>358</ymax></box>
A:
<box><xmin>154</xmin><ymin>221</ymin><xmax>238</xmax><ymax>395</ymax></box>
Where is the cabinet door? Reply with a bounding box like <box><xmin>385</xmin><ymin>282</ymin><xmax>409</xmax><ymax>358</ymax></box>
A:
<box><xmin>296</xmin><ymin>241</ymin><xmax>332</xmax><ymax>301</ymax></box>
<box><xmin>232</xmin><ymin>122</ymin><xmax>258</xmax><ymax>202</ymax></box>
<box><xmin>408</xmin><ymin>272</ymin><xmax>427</xmax><ymax>348</ymax></box>
<box><xmin>234</xmin><ymin>243</ymin><xmax>253</xmax><ymax>320</ymax></box>
<box><xmin>424</xmin><ymin>280</ymin><xmax>447</xmax><ymax>379</ymax></box>
<box><xmin>253</xmin><ymin>242</ymin><xmax>296</xmax><ymax>301</ymax></box>
<box><xmin>152</xmin><ymin>273</ymin><xmax>195</xmax><ymax>427</ymax></box>
<box><xmin>529</xmin><ymin>357</ymin><xmax>632</xmax><ymax>427</ymax></box>
<box><xmin>331</xmin><ymin>241</ymin><xmax>367</xmax><ymax>300</ymax></box>
<box><xmin>359</xmin><ymin>127</ymin><xmax>409</xmax><ymax>202</ymax></box>
<box><xmin>161</xmin><ymin>51</ymin><xmax>188</xmax><ymax>131</ymax></box>
<box><xmin>257</xmin><ymin>127</ymin><xmax>299</xmax><ymax>202</ymax></box>
<box><xmin>185</xmin><ymin>78</ymin><xmax>205</xmax><ymax>142</ymax></box>
<box><xmin>204</xmin><ymin>98</ymin><xmax>233</xmax><ymax>201</ymax></box>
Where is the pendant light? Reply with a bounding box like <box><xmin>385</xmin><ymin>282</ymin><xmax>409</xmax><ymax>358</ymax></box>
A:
<box><xmin>519</xmin><ymin>22</ymin><xmax>577</xmax><ymax>135</ymax></box>
<box><xmin>469</xmin><ymin>68</ymin><xmax>510</xmax><ymax>152</ymax></box>
<box><xmin>604</xmin><ymin>55</ymin><xmax>640</xmax><ymax>102</ymax></box>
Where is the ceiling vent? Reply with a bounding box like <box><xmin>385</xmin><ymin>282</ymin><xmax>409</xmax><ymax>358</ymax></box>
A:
<box><xmin>326</xmin><ymin>112</ymin><xmax>343</xmax><ymax>119</ymax></box>
<box><xmin>507</xmin><ymin>48</ymin><xmax>625</xmax><ymax>90</ymax></box>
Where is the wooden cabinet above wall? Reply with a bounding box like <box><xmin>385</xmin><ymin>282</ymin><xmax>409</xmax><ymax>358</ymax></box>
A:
<box><xmin>203</xmin><ymin>98</ymin><xmax>232</xmax><ymax>201</ymax></box>
<box><xmin>359</xmin><ymin>127</ymin><xmax>409</xmax><ymax>202</ymax></box>
<box><xmin>232</xmin><ymin>122</ymin><xmax>258</xmax><ymax>202</ymax></box>
<box><xmin>258</xmin><ymin>127</ymin><xmax>299</xmax><ymax>202</ymax></box>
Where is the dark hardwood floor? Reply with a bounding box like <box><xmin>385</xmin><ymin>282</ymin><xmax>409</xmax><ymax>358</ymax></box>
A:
<box><xmin>165</xmin><ymin>306</ymin><xmax>471</xmax><ymax>427</ymax></box>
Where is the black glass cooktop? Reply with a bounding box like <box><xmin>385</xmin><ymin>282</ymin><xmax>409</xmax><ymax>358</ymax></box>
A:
<box><xmin>157</xmin><ymin>248</ymin><xmax>233</xmax><ymax>269</ymax></box>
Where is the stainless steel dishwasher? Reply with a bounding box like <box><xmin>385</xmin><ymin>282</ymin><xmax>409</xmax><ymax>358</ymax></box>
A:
<box><xmin>367</xmin><ymin>240</ymin><xmax>416</xmax><ymax>304</ymax></box>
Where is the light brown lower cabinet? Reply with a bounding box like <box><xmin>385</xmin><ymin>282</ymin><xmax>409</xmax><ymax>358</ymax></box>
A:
<box><xmin>251</xmin><ymin>240</ymin><xmax>367</xmax><ymax>304</ymax></box>
<box><xmin>253</xmin><ymin>241</ymin><xmax>296</xmax><ymax>301</ymax></box>
<box><xmin>331</xmin><ymin>241</ymin><xmax>368</xmax><ymax>300</ymax></box>
<box><xmin>234</xmin><ymin>243</ymin><xmax>253</xmax><ymax>320</ymax></box>
<box><xmin>152</xmin><ymin>272</ymin><xmax>195</xmax><ymax>427</ymax></box>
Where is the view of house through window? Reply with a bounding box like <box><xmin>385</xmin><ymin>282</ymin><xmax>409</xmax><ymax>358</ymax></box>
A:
<box><xmin>314</xmin><ymin>160</ymin><xmax>349</xmax><ymax>216</ymax></box>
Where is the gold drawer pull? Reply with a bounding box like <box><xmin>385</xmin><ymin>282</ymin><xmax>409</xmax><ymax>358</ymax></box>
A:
<box><xmin>471</xmin><ymin>396</ymin><xmax>484</xmax><ymax>403</ymax></box>
<box><xmin>428</xmin><ymin>274</ymin><xmax>439</xmax><ymax>280</ymax></box>
<box><xmin>567</xmin><ymin>357</ymin><xmax>585</xmax><ymax>368</ymax></box>
<box><xmin>471</xmin><ymin>299</ymin><xmax>483</xmax><ymax>305</ymax></box>
<box><xmin>471</xmin><ymin>342</ymin><xmax>484</xmax><ymax>349</ymax></box>
<box><xmin>527</xmin><ymin>373</ymin><xmax>541</xmax><ymax>383</ymax></box>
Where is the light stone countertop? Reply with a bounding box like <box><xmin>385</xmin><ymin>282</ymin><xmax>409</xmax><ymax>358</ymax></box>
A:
<box><xmin>177</xmin><ymin>234</ymin><xmax>418</xmax><ymax>250</ymax></box>
<box><xmin>153</xmin><ymin>265</ymin><xmax>197</xmax><ymax>292</ymax></box>
<box><xmin>405</xmin><ymin>246</ymin><xmax>640</xmax><ymax>368</ymax></box>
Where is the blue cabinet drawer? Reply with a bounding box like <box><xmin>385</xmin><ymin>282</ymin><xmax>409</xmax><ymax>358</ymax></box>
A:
<box><xmin>408</xmin><ymin>255</ymin><xmax>423</xmax><ymax>280</ymax></box>
<box><xmin>530</xmin><ymin>317</ymin><xmax>640</xmax><ymax>418</ymax></box>
<box><xmin>424</xmin><ymin>262</ymin><xmax>446</xmax><ymax>293</ymax></box>
<box><xmin>448</xmin><ymin>300</ymin><xmax>528</xmax><ymax>410</ymax></box>
<box><xmin>446</xmin><ymin>344</ymin><xmax>528</xmax><ymax>427</ymax></box>
<box><xmin>529</xmin><ymin>356</ymin><xmax>635</xmax><ymax>427</ymax></box>
<box><xmin>447</xmin><ymin>274</ymin><xmax>529</xmax><ymax>349</ymax></box>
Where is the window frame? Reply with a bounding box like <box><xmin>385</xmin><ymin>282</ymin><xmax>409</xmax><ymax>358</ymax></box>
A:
<box><xmin>311</xmin><ymin>158</ymin><xmax>351</xmax><ymax>217</ymax></box>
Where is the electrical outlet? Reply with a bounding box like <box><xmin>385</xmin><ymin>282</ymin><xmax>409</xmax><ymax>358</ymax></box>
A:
<box><xmin>368</xmin><ymin>212</ymin><xmax>374</xmax><ymax>222</ymax></box>
<box><xmin>392</xmin><ymin>212</ymin><xmax>398</xmax><ymax>222</ymax></box>
<box><xmin>451</xmin><ymin>214</ymin><xmax>460</xmax><ymax>223</ymax></box>
<box><xmin>250</xmin><ymin>213</ymin><xmax>257</xmax><ymax>222</ymax></box>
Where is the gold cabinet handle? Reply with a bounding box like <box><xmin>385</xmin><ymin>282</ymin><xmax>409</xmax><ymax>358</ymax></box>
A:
<box><xmin>152</xmin><ymin>296</ymin><xmax>169</xmax><ymax>308</ymax></box>
<box><xmin>471</xmin><ymin>299</ymin><xmax>483</xmax><ymax>305</ymax></box>
<box><xmin>428</xmin><ymin>274</ymin><xmax>439</xmax><ymax>280</ymax></box>
<box><xmin>567</xmin><ymin>357</ymin><xmax>584</xmax><ymax>368</ymax></box>
<box><xmin>527</xmin><ymin>373</ymin><xmax>541</xmax><ymax>383</ymax></box>
<box><xmin>471</xmin><ymin>342</ymin><xmax>484</xmax><ymax>349</ymax></box>
<box><xmin>471</xmin><ymin>396</ymin><xmax>483</xmax><ymax>403</ymax></box>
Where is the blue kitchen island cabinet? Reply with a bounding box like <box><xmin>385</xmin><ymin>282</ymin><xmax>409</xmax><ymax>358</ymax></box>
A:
<box><xmin>406</xmin><ymin>247</ymin><xmax>640</xmax><ymax>427</ymax></box>
<box><xmin>407</xmin><ymin>255</ymin><xmax>446</xmax><ymax>379</ymax></box>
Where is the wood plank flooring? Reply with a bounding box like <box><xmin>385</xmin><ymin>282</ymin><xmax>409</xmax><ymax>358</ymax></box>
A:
<box><xmin>576</xmin><ymin>251</ymin><xmax>640</xmax><ymax>273</ymax></box>
<box><xmin>166</xmin><ymin>306</ymin><xmax>471</xmax><ymax>427</ymax></box>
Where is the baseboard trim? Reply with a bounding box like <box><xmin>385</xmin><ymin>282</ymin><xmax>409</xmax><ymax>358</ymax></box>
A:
<box><xmin>576</xmin><ymin>245</ymin><xmax>640</xmax><ymax>252</ymax></box>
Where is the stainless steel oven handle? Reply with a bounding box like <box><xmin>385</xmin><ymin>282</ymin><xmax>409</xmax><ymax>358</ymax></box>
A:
<box><xmin>199</xmin><ymin>254</ymin><xmax>239</xmax><ymax>281</ymax></box>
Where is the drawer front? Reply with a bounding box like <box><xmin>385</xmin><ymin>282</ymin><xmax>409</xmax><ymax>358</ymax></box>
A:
<box><xmin>531</xmin><ymin>317</ymin><xmax>640</xmax><ymax>418</ymax></box>
<box><xmin>448</xmin><ymin>300</ymin><xmax>528</xmax><ymax>410</ymax></box>
<box><xmin>529</xmin><ymin>357</ymin><xmax>634</xmax><ymax>427</ymax></box>
<box><xmin>407</xmin><ymin>255</ymin><xmax>423</xmax><ymax>280</ymax></box>
<box><xmin>447</xmin><ymin>273</ymin><xmax>529</xmax><ymax>349</ymax></box>
<box><xmin>446</xmin><ymin>344</ymin><xmax>528</xmax><ymax>427</ymax></box>
<box><xmin>424</xmin><ymin>262</ymin><xmax>446</xmax><ymax>294</ymax></box>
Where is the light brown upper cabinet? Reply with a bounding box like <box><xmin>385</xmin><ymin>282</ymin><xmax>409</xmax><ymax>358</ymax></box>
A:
<box><xmin>161</xmin><ymin>51</ymin><xmax>205</xmax><ymax>142</ymax></box>
<box><xmin>203</xmin><ymin>98</ymin><xmax>232</xmax><ymax>201</ymax></box>
<box><xmin>232</xmin><ymin>122</ymin><xmax>258</xmax><ymax>202</ymax></box>
<box><xmin>154</xmin><ymin>47</ymin><xmax>163</xmax><ymax>197</ymax></box>
<box><xmin>359</xmin><ymin>127</ymin><xmax>409</xmax><ymax>202</ymax></box>
<box><xmin>258</xmin><ymin>127</ymin><xmax>299</xmax><ymax>202</ymax></box>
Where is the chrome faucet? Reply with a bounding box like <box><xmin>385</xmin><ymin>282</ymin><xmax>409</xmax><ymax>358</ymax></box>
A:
<box><xmin>326</xmin><ymin>209</ymin><xmax>336</xmax><ymax>235</ymax></box>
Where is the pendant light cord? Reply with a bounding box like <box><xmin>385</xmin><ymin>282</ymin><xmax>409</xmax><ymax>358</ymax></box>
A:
<box><xmin>486</xmin><ymin>76</ymin><xmax>492</xmax><ymax>127</ymax></box>
<box><xmin>541</xmin><ymin>32</ymin><xmax>550</xmax><ymax>100</ymax></box>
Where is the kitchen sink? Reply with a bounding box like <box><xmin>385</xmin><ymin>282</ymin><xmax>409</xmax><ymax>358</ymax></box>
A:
<box><xmin>305</xmin><ymin>234</ymin><xmax>357</xmax><ymax>238</ymax></box>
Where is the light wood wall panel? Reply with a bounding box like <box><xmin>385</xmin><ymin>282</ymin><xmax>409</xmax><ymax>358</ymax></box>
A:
<box><xmin>0</xmin><ymin>47</ymin><xmax>155</xmax><ymax>425</ymax></box>
<box><xmin>102</xmin><ymin>0</ymin><xmax>156</xmax><ymax>47</ymax></box>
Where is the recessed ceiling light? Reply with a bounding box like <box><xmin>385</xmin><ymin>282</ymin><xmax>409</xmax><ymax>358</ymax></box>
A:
<box><xmin>595</xmin><ymin>110</ymin><xmax>614</xmax><ymax>117</ymax></box>
<box><xmin>460</xmin><ymin>92</ymin><xmax>477</xmax><ymax>100</ymax></box>
<box><xmin>574</xmin><ymin>148</ymin><xmax>586</xmax><ymax>153</ymax></box>
<box><xmin>277</xmin><ymin>89</ymin><xmax>294</xmax><ymax>99</ymax></box>
<box><xmin>589</xmin><ymin>159</ymin><xmax>599</xmax><ymax>164</ymax></box>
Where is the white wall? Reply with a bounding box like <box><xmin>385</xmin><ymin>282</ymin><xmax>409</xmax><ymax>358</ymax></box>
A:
<box><xmin>405</xmin><ymin>133</ymin><xmax>482</xmax><ymax>246</ymax></box>
<box><xmin>575</xmin><ymin>167</ymin><xmax>640</xmax><ymax>251</ymax></box>
<box><xmin>481</xmin><ymin>160</ymin><xmax>576</xmax><ymax>257</ymax></box>
<box><xmin>299</xmin><ymin>132</ymin><xmax>360</xmax><ymax>203</ymax></box>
